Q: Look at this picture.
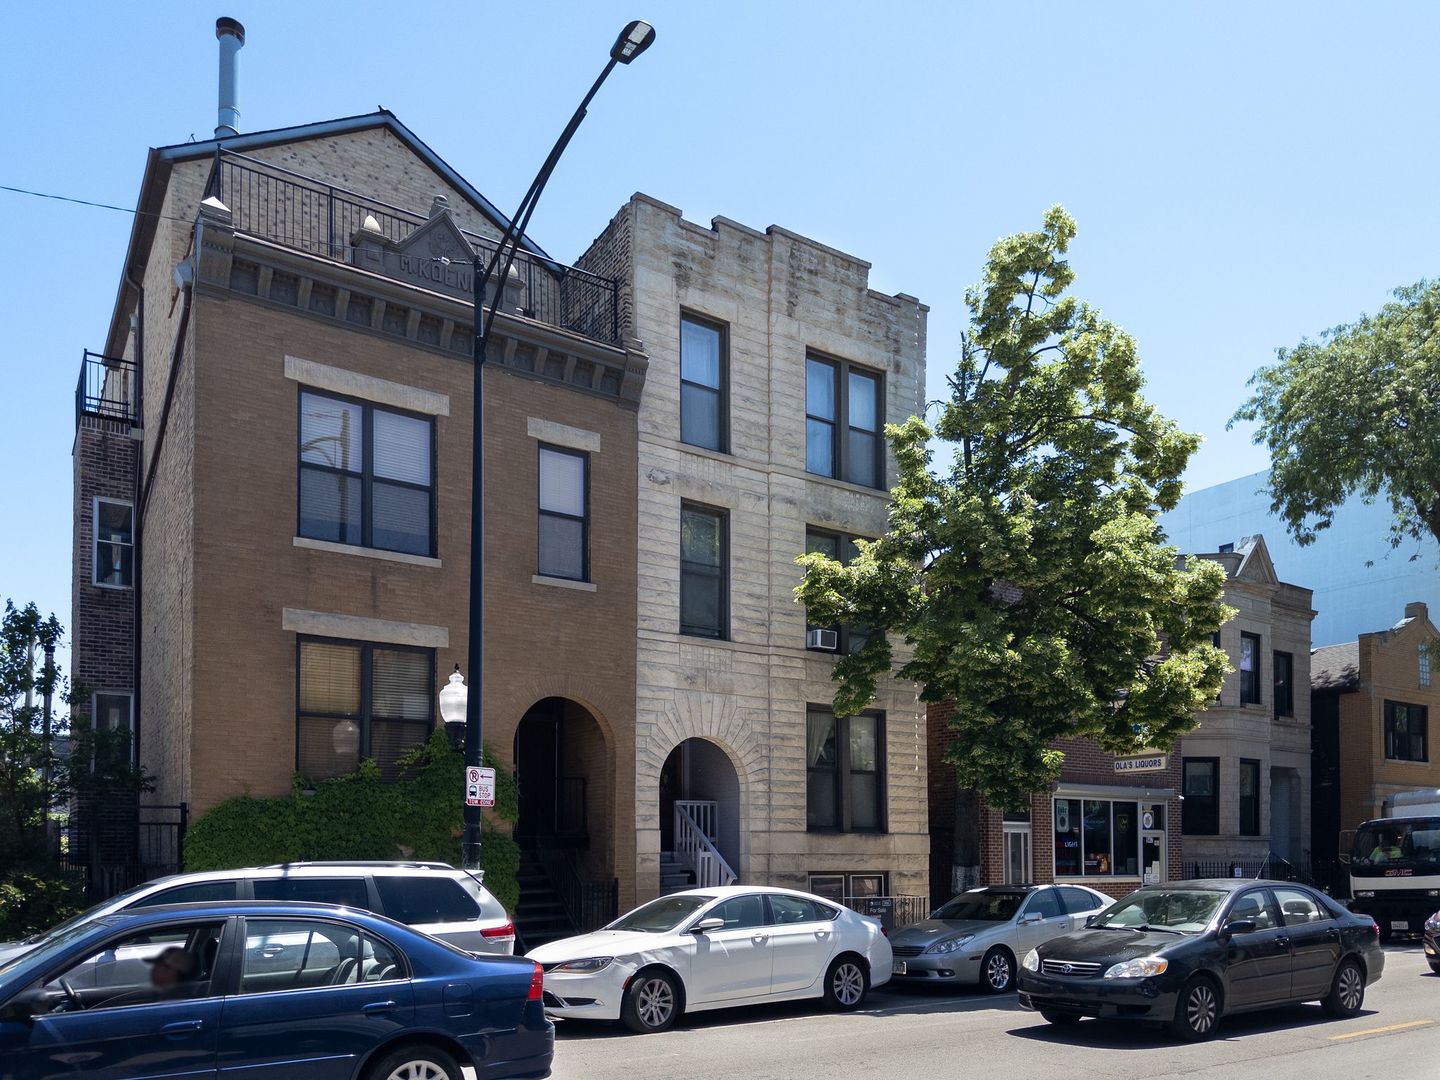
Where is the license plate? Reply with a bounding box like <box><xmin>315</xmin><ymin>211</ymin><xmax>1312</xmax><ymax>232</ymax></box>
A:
<box><xmin>1391</xmin><ymin>920</ymin><xmax>1410</xmax><ymax>931</ymax></box>
<box><xmin>892</xmin><ymin>961</ymin><xmax>907</xmax><ymax>976</ymax></box>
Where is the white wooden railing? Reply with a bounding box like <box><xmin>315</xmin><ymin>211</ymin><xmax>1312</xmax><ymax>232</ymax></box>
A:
<box><xmin>673</xmin><ymin>800</ymin><xmax>736</xmax><ymax>888</ymax></box>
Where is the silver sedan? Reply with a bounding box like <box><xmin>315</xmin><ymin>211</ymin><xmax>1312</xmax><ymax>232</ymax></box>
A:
<box><xmin>887</xmin><ymin>884</ymin><xmax>1111</xmax><ymax>993</ymax></box>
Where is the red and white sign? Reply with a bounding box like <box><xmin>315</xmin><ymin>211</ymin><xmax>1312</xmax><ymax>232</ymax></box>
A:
<box><xmin>465</xmin><ymin>766</ymin><xmax>496</xmax><ymax>808</ymax></box>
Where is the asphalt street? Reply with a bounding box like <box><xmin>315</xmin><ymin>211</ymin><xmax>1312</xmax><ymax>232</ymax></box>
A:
<box><xmin>547</xmin><ymin>944</ymin><xmax>1438</xmax><ymax>1080</ymax></box>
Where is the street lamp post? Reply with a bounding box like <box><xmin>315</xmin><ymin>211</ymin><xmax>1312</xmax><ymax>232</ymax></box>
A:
<box><xmin>458</xmin><ymin>20</ymin><xmax>656</xmax><ymax>871</ymax></box>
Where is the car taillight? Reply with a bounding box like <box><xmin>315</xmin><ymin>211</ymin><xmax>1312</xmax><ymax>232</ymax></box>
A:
<box><xmin>1371</xmin><ymin>919</ymin><xmax>1381</xmax><ymax>939</ymax></box>
<box><xmin>881</xmin><ymin>926</ymin><xmax>888</xmax><ymax>937</ymax></box>
<box><xmin>528</xmin><ymin>962</ymin><xmax>545</xmax><ymax>1001</ymax></box>
<box><xmin>481</xmin><ymin>921</ymin><xmax>515</xmax><ymax>939</ymax></box>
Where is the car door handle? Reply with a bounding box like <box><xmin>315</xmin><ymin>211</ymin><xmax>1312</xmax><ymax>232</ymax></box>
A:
<box><xmin>1276</xmin><ymin>936</ymin><xmax>1291</xmax><ymax>948</ymax></box>
<box><xmin>1325</xmin><ymin>928</ymin><xmax>1341</xmax><ymax>941</ymax></box>
<box><xmin>259</xmin><ymin>946</ymin><xmax>286</xmax><ymax>958</ymax></box>
<box><xmin>363</xmin><ymin>1000</ymin><xmax>399</xmax><ymax>1016</ymax></box>
<box><xmin>161</xmin><ymin>1020</ymin><xmax>204</xmax><ymax>1038</ymax></box>
<box><xmin>814</xmin><ymin>930</ymin><xmax>830</xmax><ymax>939</ymax></box>
<box><xmin>750</xmin><ymin>934</ymin><xmax>769</xmax><ymax>944</ymax></box>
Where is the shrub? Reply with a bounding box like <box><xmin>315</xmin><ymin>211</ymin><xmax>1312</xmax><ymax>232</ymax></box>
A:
<box><xmin>185</xmin><ymin>732</ymin><xmax>521</xmax><ymax>911</ymax></box>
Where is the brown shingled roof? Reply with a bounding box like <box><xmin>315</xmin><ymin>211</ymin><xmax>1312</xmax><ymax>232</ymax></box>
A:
<box><xmin>1311</xmin><ymin>642</ymin><xmax>1360</xmax><ymax>692</ymax></box>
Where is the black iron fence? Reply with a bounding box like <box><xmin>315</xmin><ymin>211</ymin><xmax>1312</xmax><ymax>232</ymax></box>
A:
<box><xmin>1183</xmin><ymin>853</ymin><xmax>1317</xmax><ymax>886</ymax></box>
<box><xmin>60</xmin><ymin>802</ymin><xmax>187</xmax><ymax>904</ymax></box>
<box><xmin>205</xmin><ymin>151</ymin><xmax>620</xmax><ymax>345</ymax></box>
<box><xmin>76</xmin><ymin>350</ymin><xmax>138</xmax><ymax>426</ymax></box>
<box><xmin>536</xmin><ymin>845</ymin><xmax>618</xmax><ymax>934</ymax></box>
<box><xmin>838</xmin><ymin>895</ymin><xmax>930</xmax><ymax>933</ymax></box>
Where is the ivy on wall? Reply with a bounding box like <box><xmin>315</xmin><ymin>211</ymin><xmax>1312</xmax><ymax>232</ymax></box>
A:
<box><xmin>184</xmin><ymin>732</ymin><xmax>521</xmax><ymax>911</ymax></box>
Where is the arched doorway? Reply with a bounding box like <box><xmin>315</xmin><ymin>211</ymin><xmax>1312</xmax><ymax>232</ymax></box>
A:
<box><xmin>513</xmin><ymin>697</ymin><xmax>610</xmax><ymax>856</ymax></box>
<box><xmin>659</xmin><ymin>738</ymin><xmax>741</xmax><ymax>889</ymax></box>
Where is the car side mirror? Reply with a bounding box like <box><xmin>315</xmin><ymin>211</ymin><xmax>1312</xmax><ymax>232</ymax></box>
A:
<box><xmin>1019</xmin><ymin>913</ymin><xmax>1042</xmax><ymax>925</ymax></box>
<box><xmin>691</xmin><ymin>917</ymin><xmax>725</xmax><ymax>935</ymax></box>
<box><xmin>3</xmin><ymin>989</ymin><xmax>53</xmax><ymax>1022</ymax></box>
<box><xmin>1338</xmin><ymin>852</ymin><xmax>1352</xmax><ymax>866</ymax></box>
<box><xmin>1084</xmin><ymin>914</ymin><xmax>1099</xmax><ymax>928</ymax></box>
<box><xmin>1222</xmin><ymin>918</ymin><xmax>1256</xmax><ymax>939</ymax></box>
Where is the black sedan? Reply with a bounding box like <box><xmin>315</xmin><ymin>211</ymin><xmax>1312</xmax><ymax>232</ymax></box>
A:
<box><xmin>1016</xmin><ymin>879</ymin><xmax>1384</xmax><ymax>1040</ymax></box>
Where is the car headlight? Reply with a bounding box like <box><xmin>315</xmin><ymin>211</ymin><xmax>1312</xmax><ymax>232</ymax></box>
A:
<box><xmin>1426</xmin><ymin>914</ymin><xmax>1440</xmax><ymax>932</ymax></box>
<box><xmin>1022</xmin><ymin>948</ymin><xmax>1040</xmax><ymax>972</ymax></box>
<box><xmin>551</xmin><ymin>957</ymin><xmax>614</xmax><ymax>974</ymax></box>
<box><xmin>1103</xmin><ymin>956</ymin><xmax>1168</xmax><ymax>979</ymax></box>
<box><xmin>926</xmin><ymin>935</ymin><xmax>974</xmax><ymax>955</ymax></box>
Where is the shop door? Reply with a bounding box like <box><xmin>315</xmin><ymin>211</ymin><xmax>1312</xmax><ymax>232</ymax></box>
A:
<box><xmin>1142</xmin><ymin>831</ymin><xmax>1166</xmax><ymax>884</ymax></box>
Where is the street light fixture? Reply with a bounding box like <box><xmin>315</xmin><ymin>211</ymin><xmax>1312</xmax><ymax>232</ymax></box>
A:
<box><xmin>438</xmin><ymin>664</ymin><xmax>468</xmax><ymax>752</ymax></box>
<box><xmin>458</xmin><ymin>21</ymin><xmax>655</xmax><ymax>871</ymax></box>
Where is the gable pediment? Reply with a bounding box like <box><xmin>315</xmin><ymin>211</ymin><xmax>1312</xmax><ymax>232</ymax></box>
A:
<box><xmin>350</xmin><ymin>197</ymin><xmax>477</xmax><ymax>300</ymax></box>
<box><xmin>1235</xmin><ymin>534</ymin><xmax>1279</xmax><ymax>586</ymax></box>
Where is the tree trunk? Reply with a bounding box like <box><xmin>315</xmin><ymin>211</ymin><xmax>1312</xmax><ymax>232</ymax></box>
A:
<box><xmin>951</xmin><ymin>786</ymin><xmax>981</xmax><ymax>895</ymax></box>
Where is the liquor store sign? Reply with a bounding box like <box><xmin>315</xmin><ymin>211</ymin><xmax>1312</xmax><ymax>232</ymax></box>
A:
<box><xmin>1114</xmin><ymin>752</ymin><xmax>1167</xmax><ymax>774</ymax></box>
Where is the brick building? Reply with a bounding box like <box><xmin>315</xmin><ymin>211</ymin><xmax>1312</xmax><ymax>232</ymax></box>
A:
<box><xmin>71</xmin><ymin>22</ymin><xmax>928</xmax><ymax>919</ymax></box>
<box><xmin>1311</xmin><ymin>601</ymin><xmax>1440</xmax><ymax>876</ymax></box>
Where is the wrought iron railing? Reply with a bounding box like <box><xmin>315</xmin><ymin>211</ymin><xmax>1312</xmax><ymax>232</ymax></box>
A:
<box><xmin>838</xmin><ymin>895</ymin><xmax>930</xmax><ymax>932</ymax></box>
<box><xmin>536</xmin><ymin>844</ymin><xmax>618</xmax><ymax>934</ymax></box>
<box><xmin>205</xmin><ymin>150</ymin><xmax>621</xmax><ymax>345</ymax></box>
<box><xmin>76</xmin><ymin>350</ymin><xmax>138</xmax><ymax>426</ymax></box>
<box><xmin>1184</xmin><ymin>852</ymin><xmax>1318</xmax><ymax>886</ymax></box>
<box><xmin>59</xmin><ymin>802</ymin><xmax>187</xmax><ymax>904</ymax></box>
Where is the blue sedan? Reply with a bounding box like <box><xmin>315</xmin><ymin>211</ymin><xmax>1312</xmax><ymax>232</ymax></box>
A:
<box><xmin>0</xmin><ymin>900</ymin><xmax>553</xmax><ymax>1080</ymax></box>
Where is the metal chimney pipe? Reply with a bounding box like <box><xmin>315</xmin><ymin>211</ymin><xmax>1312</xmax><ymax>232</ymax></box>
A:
<box><xmin>215</xmin><ymin>17</ymin><xmax>245</xmax><ymax>138</ymax></box>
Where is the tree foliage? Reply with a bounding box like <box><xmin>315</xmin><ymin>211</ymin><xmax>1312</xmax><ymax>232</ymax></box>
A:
<box><xmin>184</xmin><ymin>732</ymin><xmax>523</xmax><ymax>911</ymax></box>
<box><xmin>1232</xmin><ymin>278</ymin><xmax>1440</xmax><ymax>550</ymax></box>
<box><xmin>796</xmin><ymin>207</ymin><xmax>1232</xmax><ymax>809</ymax></box>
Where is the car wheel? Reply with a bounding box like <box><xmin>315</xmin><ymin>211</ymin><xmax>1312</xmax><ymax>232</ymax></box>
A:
<box><xmin>1168</xmin><ymin>976</ymin><xmax>1221</xmax><ymax>1041</ymax></box>
<box><xmin>1428</xmin><ymin>961</ymin><xmax>1440</xmax><ymax>975</ymax></box>
<box><xmin>980</xmin><ymin>946</ymin><xmax>1016</xmax><ymax>994</ymax></box>
<box><xmin>1322</xmin><ymin>959</ymin><xmax>1366</xmax><ymax>1018</ymax></box>
<box><xmin>1039</xmin><ymin>1009</ymin><xmax>1082</xmax><ymax>1026</ymax></box>
<box><xmin>365</xmin><ymin>1045</ymin><xmax>461</xmax><ymax>1080</ymax></box>
<box><xmin>824</xmin><ymin>955</ymin><xmax>869</xmax><ymax>1011</ymax></box>
<box><xmin>621</xmin><ymin>969</ymin><xmax>680</xmax><ymax>1034</ymax></box>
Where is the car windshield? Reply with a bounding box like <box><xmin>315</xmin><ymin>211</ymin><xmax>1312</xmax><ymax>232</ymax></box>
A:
<box><xmin>1091</xmin><ymin>889</ymin><xmax>1225</xmax><ymax>934</ymax></box>
<box><xmin>930</xmin><ymin>891</ymin><xmax>1025</xmax><ymax>922</ymax></box>
<box><xmin>0</xmin><ymin>919</ymin><xmax>114</xmax><ymax>986</ymax></box>
<box><xmin>1353</xmin><ymin>819</ymin><xmax>1440</xmax><ymax>874</ymax></box>
<box><xmin>606</xmin><ymin>895</ymin><xmax>715</xmax><ymax>933</ymax></box>
<box><xmin>13</xmin><ymin>885</ymin><xmax>150</xmax><ymax>946</ymax></box>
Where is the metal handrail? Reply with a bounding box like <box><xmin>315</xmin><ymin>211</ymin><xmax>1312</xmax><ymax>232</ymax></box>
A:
<box><xmin>76</xmin><ymin>350</ymin><xmax>138</xmax><ymax>426</ymax></box>
<box><xmin>673</xmin><ymin>801</ymin><xmax>736</xmax><ymax>888</ymax></box>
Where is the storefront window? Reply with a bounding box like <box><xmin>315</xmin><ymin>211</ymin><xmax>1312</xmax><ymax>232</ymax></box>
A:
<box><xmin>1055</xmin><ymin>797</ymin><xmax>1142</xmax><ymax>878</ymax></box>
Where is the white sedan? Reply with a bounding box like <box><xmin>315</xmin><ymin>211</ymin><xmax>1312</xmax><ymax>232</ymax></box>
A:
<box><xmin>526</xmin><ymin>886</ymin><xmax>891</xmax><ymax>1033</ymax></box>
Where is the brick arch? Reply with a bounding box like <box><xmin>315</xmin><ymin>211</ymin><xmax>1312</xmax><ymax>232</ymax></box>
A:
<box><xmin>506</xmin><ymin>675</ymin><xmax>619</xmax><ymax>753</ymax></box>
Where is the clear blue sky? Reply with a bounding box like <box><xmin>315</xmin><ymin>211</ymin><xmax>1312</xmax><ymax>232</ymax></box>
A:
<box><xmin>4</xmin><ymin>1</ymin><xmax>1438</xmax><ymax>673</ymax></box>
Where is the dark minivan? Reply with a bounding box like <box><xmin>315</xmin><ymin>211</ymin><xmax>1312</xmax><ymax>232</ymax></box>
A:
<box><xmin>1017</xmin><ymin>879</ymin><xmax>1384</xmax><ymax>1040</ymax></box>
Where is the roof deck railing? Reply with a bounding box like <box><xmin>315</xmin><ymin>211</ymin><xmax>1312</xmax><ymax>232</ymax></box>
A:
<box><xmin>205</xmin><ymin>150</ymin><xmax>620</xmax><ymax>346</ymax></box>
<box><xmin>76</xmin><ymin>350</ymin><xmax>138</xmax><ymax>427</ymax></box>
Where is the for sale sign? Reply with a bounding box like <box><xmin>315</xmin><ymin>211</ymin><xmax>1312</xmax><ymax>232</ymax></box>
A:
<box><xmin>465</xmin><ymin>766</ymin><xmax>496</xmax><ymax>808</ymax></box>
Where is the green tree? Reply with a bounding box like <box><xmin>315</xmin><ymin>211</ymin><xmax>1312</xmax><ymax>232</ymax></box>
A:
<box><xmin>796</xmin><ymin>207</ymin><xmax>1231</xmax><ymax>814</ymax></box>
<box><xmin>1232</xmin><ymin>278</ymin><xmax>1440</xmax><ymax>550</ymax></box>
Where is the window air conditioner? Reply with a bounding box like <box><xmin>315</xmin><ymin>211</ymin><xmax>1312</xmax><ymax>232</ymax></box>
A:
<box><xmin>806</xmin><ymin>628</ymin><xmax>839</xmax><ymax>651</ymax></box>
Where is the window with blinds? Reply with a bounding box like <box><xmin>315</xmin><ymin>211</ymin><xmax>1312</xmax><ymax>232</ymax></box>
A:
<box><xmin>296</xmin><ymin>638</ymin><xmax>434</xmax><ymax>781</ymax></box>
<box><xmin>298</xmin><ymin>390</ymin><xmax>434</xmax><ymax>557</ymax></box>
<box><xmin>537</xmin><ymin>445</ymin><xmax>588</xmax><ymax>581</ymax></box>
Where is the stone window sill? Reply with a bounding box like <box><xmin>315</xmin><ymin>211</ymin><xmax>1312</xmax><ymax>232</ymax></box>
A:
<box><xmin>532</xmin><ymin>574</ymin><xmax>597</xmax><ymax>593</ymax></box>
<box><xmin>293</xmin><ymin>536</ymin><xmax>441</xmax><ymax>568</ymax></box>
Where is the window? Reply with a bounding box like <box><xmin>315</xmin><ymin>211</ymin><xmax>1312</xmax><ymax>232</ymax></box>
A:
<box><xmin>41</xmin><ymin>922</ymin><xmax>224</xmax><ymax>1010</ymax></box>
<box><xmin>710</xmin><ymin>895</ymin><xmax>767</xmax><ymax>930</ymax></box>
<box><xmin>1239</xmin><ymin>632</ymin><xmax>1261</xmax><ymax>704</ymax></box>
<box><xmin>91</xmin><ymin>692</ymin><xmax>135</xmax><ymax>766</ymax></box>
<box><xmin>252</xmin><ymin>877</ymin><xmax>371</xmax><ymax>908</ymax></box>
<box><xmin>1273</xmin><ymin>651</ymin><xmax>1294</xmax><ymax>717</ymax></box>
<box><xmin>805</xmin><ymin>355</ymin><xmax>883</xmax><ymax>488</ymax></box>
<box><xmin>537</xmin><ymin>445</ymin><xmax>588</xmax><ymax>581</ymax></box>
<box><xmin>806</xmin><ymin>709</ymin><xmax>886</xmax><ymax>832</ymax></box>
<box><xmin>767</xmin><ymin>894</ymin><xmax>826</xmax><ymax>924</ymax></box>
<box><xmin>1421</xmin><ymin>645</ymin><xmax>1432</xmax><ymax>689</ymax></box>
<box><xmin>1053</xmin><ymin>798</ymin><xmax>1140</xmax><ymax>877</ymax></box>
<box><xmin>1228</xmin><ymin>889</ymin><xmax>1278</xmax><ymax>931</ymax></box>
<box><xmin>680</xmin><ymin>314</ymin><xmax>727</xmax><ymax>452</ymax></box>
<box><xmin>1023</xmin><ymin>889</ymin><xmax>1064</xmax><ymax>919</ymax></box>
<box><xmin>1182</xmin><ymin>758</ymin><xmax>1219</xmax><ymax>835</ymax></box>
<box><xmin>808</xmin><ymin>873</ymin><xmax>887</xmax><ymax>904</ymax></box>
<box><xmin>1239</xmin><ymin>759</ymin><xmax>1261</xmax><ymax>836</ymax></box>
<box><xmin>804</xmin><ymin>528</ymin><xmax>871</xmax><ymax>654</ymax></box>
<box><xmin>296</xmin><ymin>638</ymin><xmax>434</xmax><ymax>781</ymax></box>
<box><xmin>1274</xmin><ymin>887</ymin><xmax>1326</xmax><ymax>925</ymax></box>
<box><xmin>133</xmin><ymin>881</ymin><xmax>239</xmax><ymax>907</ymax></box>
<box><xmin>93</xmin><ymin>499</ymin><xmax>134</xmax><ymax>588</ymax></box>
<box><xmin>373</xmin><ymin>876</ymin><xmax>478</xmax><ymax>925</ymax></box>
<box><xmin>1217</xmin><ymin>542</ymin><xmax>1234</xmax><ymax>553</ymax></box>
<box><xmin>238</xmin><ymin>919</ymin><xmax>401</xmax><ymax>994</ymax></box>
<box><xmin>298</xmin><ymin>390</ymin><xmax>434</xmax><ymax>557</ymax></box>
<box><xmin>680</xmin><ymin>503</ymin><xmax>727</xmax><ymax>638</ymax></box>
<box><xmin>1058</xmin><ymin>886</ymin><xmax>1106</xmax><ymax>914</ymax></box>
<box><xmin>1384</xmin><ymin>700</ymin><xmax>1428</xmax><ymax>762</ymax></box>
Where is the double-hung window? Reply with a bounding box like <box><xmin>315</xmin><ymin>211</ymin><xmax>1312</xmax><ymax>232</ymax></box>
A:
<box><xmin>805</xmin><ymin>355</ymin><xmax>883</xmax><ymax>488</ymax></box>
<box><xmin>297</xmin><ymin>638</ymin><xmax>434</xmax><ymax>782</ymax></box>
<box><xmin>1239</xmin><ymin>632</ymin><xmax>1262</xmax><ymax>705</ymax></box>
<box><xmin>537</xmin><ymin>445</ymin><xmax>588</xmax><ymax>581</ymax></box>
<box><xmin>298</xmin><ymin>390</ymin><xmax>435</xmax><ymax>557</ymax></box>
<box><xmin>91</xmin><ymin>691</ymin><xmax>135</xmax><ymax>766</ymax></box>
<box><xmin>680</xmin><ymin>503</ymin><xmax>727</xmax><ymax>638</ymax></box>
<box><xmin>806</xmin><ymin>708</ymin><xmax>885</xmax><ymax>833</ymax></box>
<box><xmin>1273</xmin><ymin>651</ymin><xmax>1294</xmax><ymax>717</ymax></box>
<box><xmin>1384</xmin><ymin>700</ymin><xmax>1428</xmax><ymax>762</ymax></box>
<box><xmin>93</xmin><ymin>499</ymin><xmax>134</xmax><ymax>588</ymax></box>
<box><xmin>1182</xmin><ymin>757</ymin><xmax>1219</xmax><ymax>835</ymax></box>
<box><xmin>1239</xmin><ymin>759</ymin><xmax>1261</xmax><ymax>835</ymax></box>
<box><xmin>680</xmin><ymin>314</ymin><xmax>727</xmax><ymax>452</ymax></box>
<box><xmin>804</xmin><ymin>528</ymin><xmax>870</xmax><ymax>654</ymax></box>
